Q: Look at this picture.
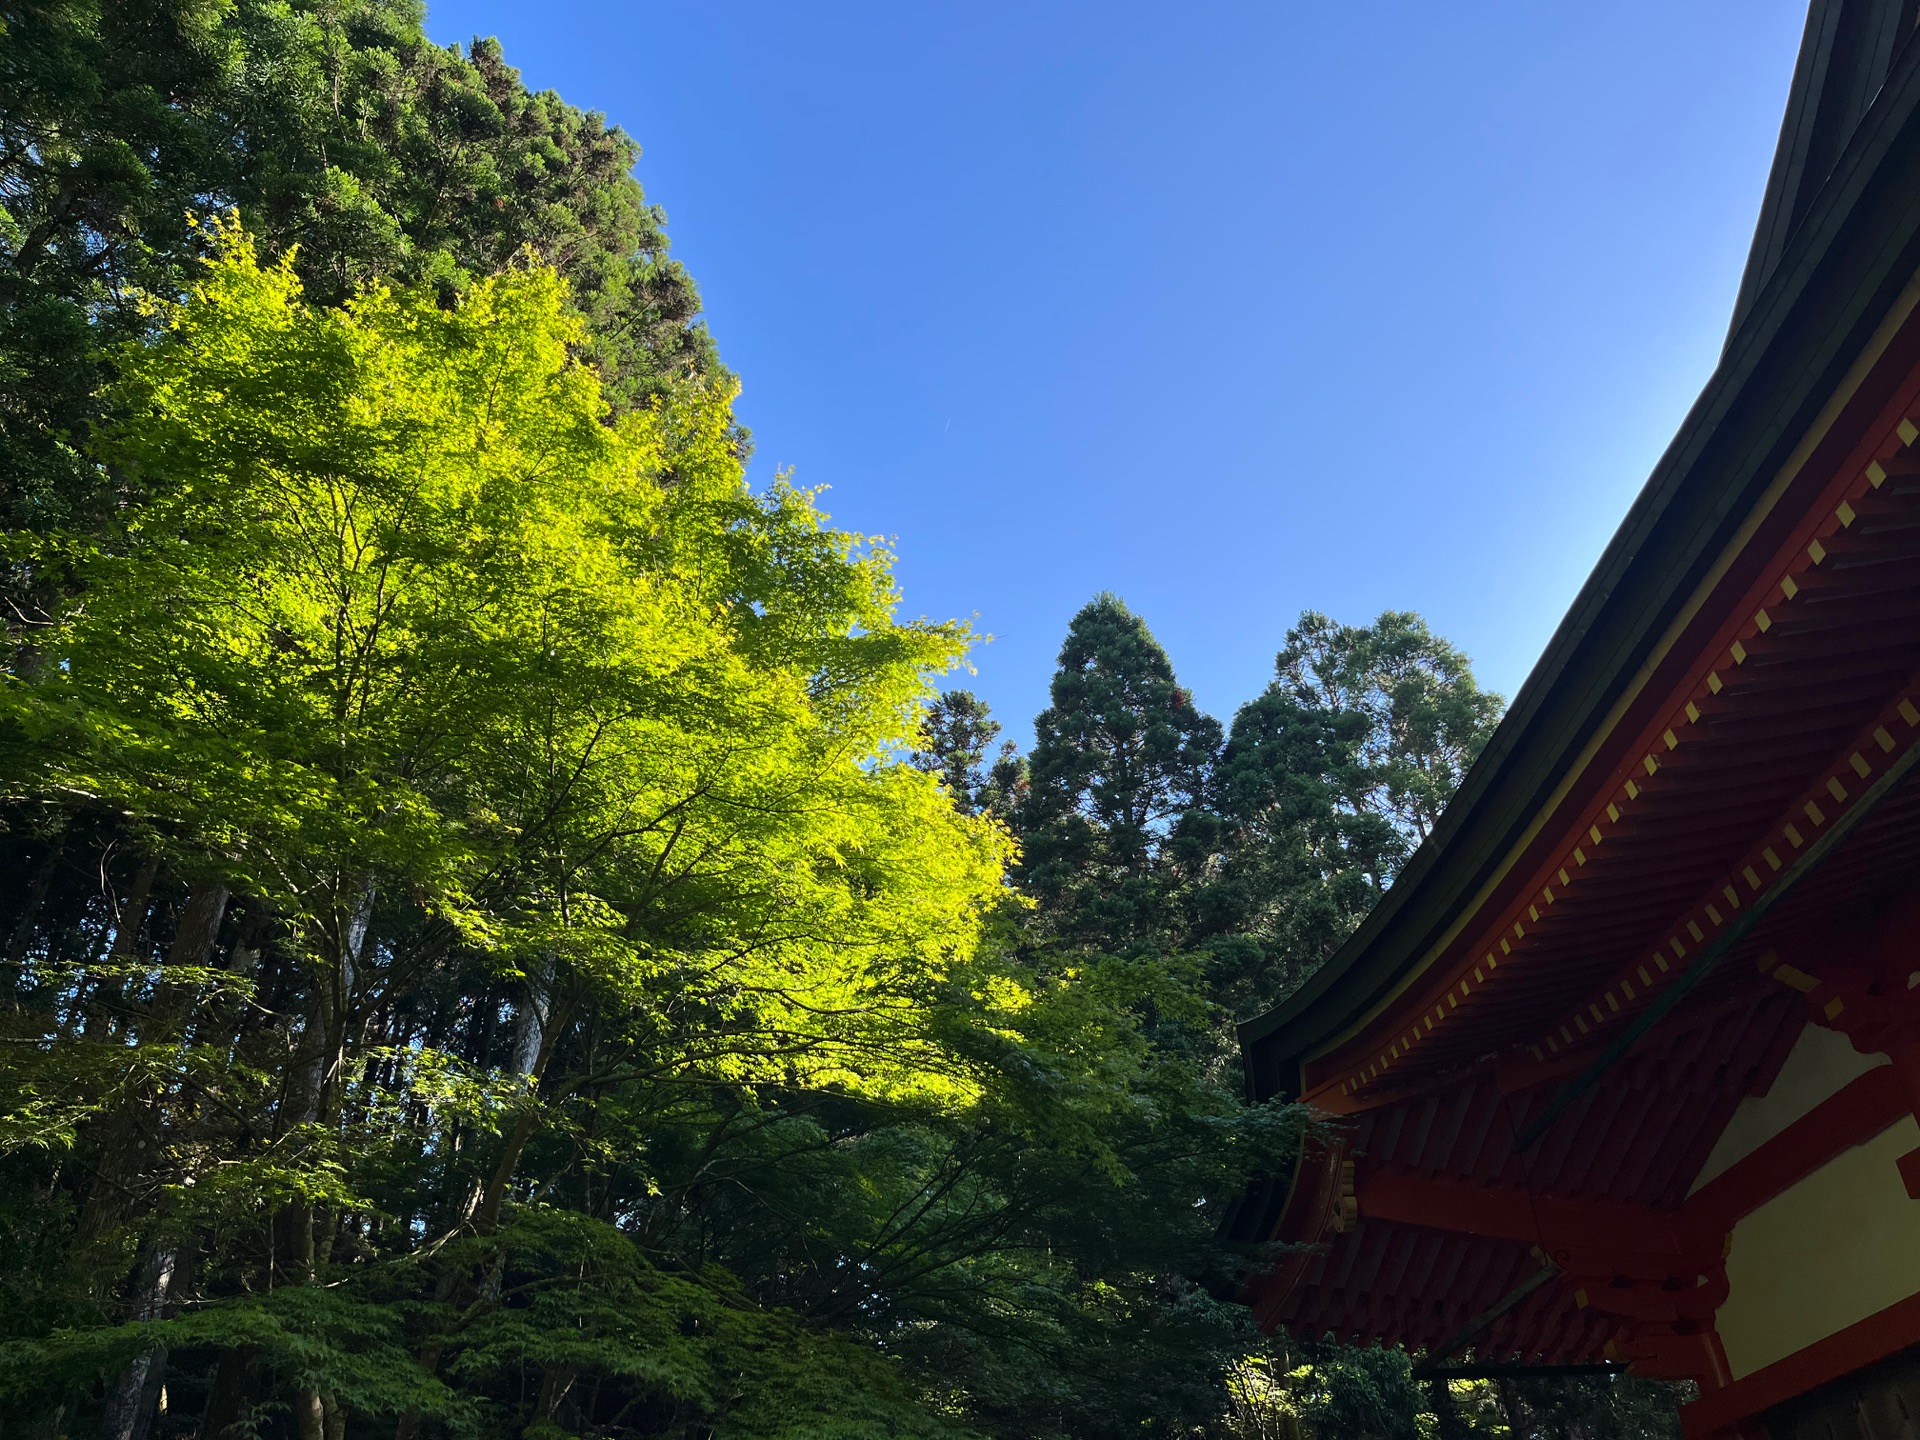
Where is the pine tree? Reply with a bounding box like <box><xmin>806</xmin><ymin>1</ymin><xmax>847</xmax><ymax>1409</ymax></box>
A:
<box><xmin>1192</xmin><ymin>611</ymin><xmax>1505</xmax><ymax>1016</ymax></box>
<box><xmin>1016</xmin><ymin>595</ymin><xmax>1222</xmax><ymax>949</ymax></box>
<box><xmin>910</xmin><ymin>689</ymin><xmax>1020</xmax><ymax>816</ymax></box>
<box><xmin>1</xmin><ymin>0</ymin><xmax>720</xmax><ymax>547</ymax></box>
<box><xmin>1275</xmin><ymin>611</ymin><xmax>1503</xmax><ymax>853</ymax></box>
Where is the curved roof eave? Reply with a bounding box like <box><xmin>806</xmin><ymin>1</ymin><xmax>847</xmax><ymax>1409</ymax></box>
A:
<box><xmin>1239</xmin><ymin>21</ymin><xmax>1920</xmax><ymax>1103</ymax></box>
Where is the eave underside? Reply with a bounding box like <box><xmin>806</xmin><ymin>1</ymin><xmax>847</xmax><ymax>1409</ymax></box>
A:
<box><xmin>1254</xmin><ymin>777</ymin><xmax>1920</xmax><ymax>1363</ymax></box>
<box><xmin>1250</xmin><ymin>303</ymin><xmax>1920</xmax><ymax>1379</ymax></box>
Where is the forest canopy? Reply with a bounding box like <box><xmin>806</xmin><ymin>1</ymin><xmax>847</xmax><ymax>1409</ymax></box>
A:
<box><xmin>0</xmin><ymin>4</ymin><xmax>1683</xmax><ymax>1439</ymax></box>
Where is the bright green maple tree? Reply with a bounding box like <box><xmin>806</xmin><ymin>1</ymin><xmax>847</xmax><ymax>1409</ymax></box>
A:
<box><xmin>18</xmin><ymin>221</ymin><xmax>1006</xmax><ymax>1095</ymax></box>
<box><xmin>0</xmin><ymin>227</ymin><xmax>1010</xmax><ymax>1435</ymax></box>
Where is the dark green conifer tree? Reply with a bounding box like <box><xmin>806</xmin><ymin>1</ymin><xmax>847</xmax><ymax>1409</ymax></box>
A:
<box><xmin>909</xmin><ymin>689</ymin><xmax>1021</xmax><ymax>816</ymax></box>
<box><xmin>1</xmin><ymin>0</ymin><xmax>719</xmax><ymax>543</ymax></box>
<box><xmin>1274</xmin><ymin>611</ymin><xmax>1503</xmax><ymax>853</ymax></box>
<box><xmin>1191</xmin><ymin>685</ymin><xmax>1385</xmax><ymax>1017</ymax></box>
<box><xmin>1193</xmin><ymin>611</ymin><xmax>1505</xmax><ymax>1017</ymax></box>
<box><xmin>1017</xmin><ymin>594</ymin><xmax>1222</xmax><ymax>948</ymax></box>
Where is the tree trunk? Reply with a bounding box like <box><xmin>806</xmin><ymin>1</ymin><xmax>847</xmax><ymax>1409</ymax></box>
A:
<box><xmin>295</xmin><ymin>1388</ymin><xmax>325</xmax><ymax>1440</ymax></box>
<box><xmin>98</xmin><ymin>1349</ymin><xmax>158</xmax><ymax>1440</ymax></box>
<box><xmin>82</xmin><ymin>856</ymin><xmax>158</xmax><ymax>1039</ymax></box>
<box><xmin>100</xmin><ymin>1248</ymin><xmax>174</xmax><ymax>1440</ymax></box>
<box><xmin>1497</xmin><ymin>1377</ymin><xmax>1531</xmax><ymax>1439</ymax></box>
<box><xmin>397</xmin><ymin>983</ymin><xmax>566</xmax><ymax>1440</ymax></box>
<box><xmin>473</xmin><ymin>971</ymin><xmax>569</xmax><ymax>1235</ymax></box>
<box><xmin>79</xmin><ymin>883</ymin><xmax>230</xmax><ymax>1242</ymax></box>
<box><xmin>164</xmin><ymin>884</ymin><xmax>230</xmax><ymax>982</ymax></box>
<box><xmin>536</xmin><ymin>1361</ymin><xmax>578</xmax><ymax>1423</ymax></box>
<box><xmin>1426</xmin><ymin>1377</ymin><xmax>1472</xmax><ymax>1440</ymax></box>
<box><xmin>110</xmin><ymin>859</ymin><xmax>159</xmax><ymax>960</ymax></box>
<box><xmin>198</xmin><ymin>1348</ymin><xmax>257</xmax><ymax>1440</ymax></box>
<box><xmin>6</xmin><ymin>830</ymin><xmax>63</xmax><ymax>978</ymax></box>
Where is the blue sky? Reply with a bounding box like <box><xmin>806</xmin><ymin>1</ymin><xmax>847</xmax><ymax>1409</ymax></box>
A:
<box><xmin>427</xmin><ymin>1</ymin><xmax>1807</xmax><ymax>744</ymax></box>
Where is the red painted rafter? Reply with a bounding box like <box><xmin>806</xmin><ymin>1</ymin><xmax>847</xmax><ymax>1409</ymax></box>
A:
<box><xmin>1537</xmin><ymin>679</ymin><xmax>1920</xmax><ymax>1067</ymax></box>
<box><xmin>1354</xmin><ymin>1170</ymin><xmax>1720</xmax><ymax>1271</ymax></box>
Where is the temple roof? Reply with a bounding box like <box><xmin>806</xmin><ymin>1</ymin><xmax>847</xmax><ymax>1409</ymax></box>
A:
<box><xmin>1732</xmin><ymin>0</ymin><xmax>1920</xmax><ymax>337</ymax></box>
<box><xmin>1237</xmin><ymin>0</ymin><xmax>1920</xmax><ymax>1112</ymax></box>
<box><xmin>1228</xmin><ymin>16</ymin><xmax>1920</xmax><ymax>1388</ymax></box>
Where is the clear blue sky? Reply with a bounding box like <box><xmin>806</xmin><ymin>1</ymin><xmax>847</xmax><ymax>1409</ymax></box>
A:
<box><xmin>426</xmin><ymin>1</ymin><xmax>1807</xmax><ymax>744</ymax></box>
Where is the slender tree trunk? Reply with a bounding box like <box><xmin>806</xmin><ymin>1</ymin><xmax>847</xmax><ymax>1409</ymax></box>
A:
<box><xmin>536</xmin><ymin>1361</ymin><xmax>578</xmax><ymax>1423</ymax></box>
<box><xmin>198</xmin><ymin>1348</ymin><xmax>257</xmax><ymax>1440</ymax></box>
<box><xmin>1426</xmin><ymin>1377</ymin><xmax>1472</xmax><ymax>1440</ymax></box>
<box><xmin>1496</xmin><ymin>1377</ymin><xmax>1531</xmax><ymax>1439</ymax></box>
<box><xmin>84</xmin><ymin>857</ymin><xmax>158</xmax><ymax>1039</ymax></box>
<box><xmin>473</xmin><ymin>1109</ymin><xmax>541</xmax><ymax>1236</ymax></box>
<box><xmin>510</xmin><ymin>967</ymin><xmax>550</xmax><ymax>1076</ymax></box>
<box><xmin>295</xmin><ymin>1387</ymin><xmax>325</xmax><ymax>1440</ymax></box>
<box><xmin>6</xmin><ymin>830</ymin><xmax>64</xmax><ymax>981</ymax></box>
<box><xmin>397</xmin><ymin>983</ymin><xmax>566</xmax><ymax>1440</ymax></box>
<box><xmin>110</xmin><ymin>859</ymin><xmax>159</xmax><ymax>960</ymax></box>
<box><xmin>474</xmin><ymin>980</ymin><xmax>567</xmax><ymax>1235</ymax></box>
<box><xmin>81</xmin><ymin>884</ymin><xmax>230</xmax><ymax>1240</ymax></box>
<box><xmin>160</xmin><ymin>885</ymin><xmax>230</xmax><ymax>995</ymax></box>
<box><xmin>99</xmin><ymin>1248</ymin><xmax>174</xmax><ymax>1440</ymax></box>
<box><xmin>275</xmin><ymin>882</ymin><xmax>374</xmax><ymax>1285</ymax></box>
<box><xmin>91</xmin><ymin>885</ymin><xmax>228</xmax><ymax>1437</ymax></box>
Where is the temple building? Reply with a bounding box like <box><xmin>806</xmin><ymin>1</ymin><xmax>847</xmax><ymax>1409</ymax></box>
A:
<box><xmin>1233</xmin><ymin>3</ymin><xmax>1920</xmax><ymax>1435</ymax></box>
